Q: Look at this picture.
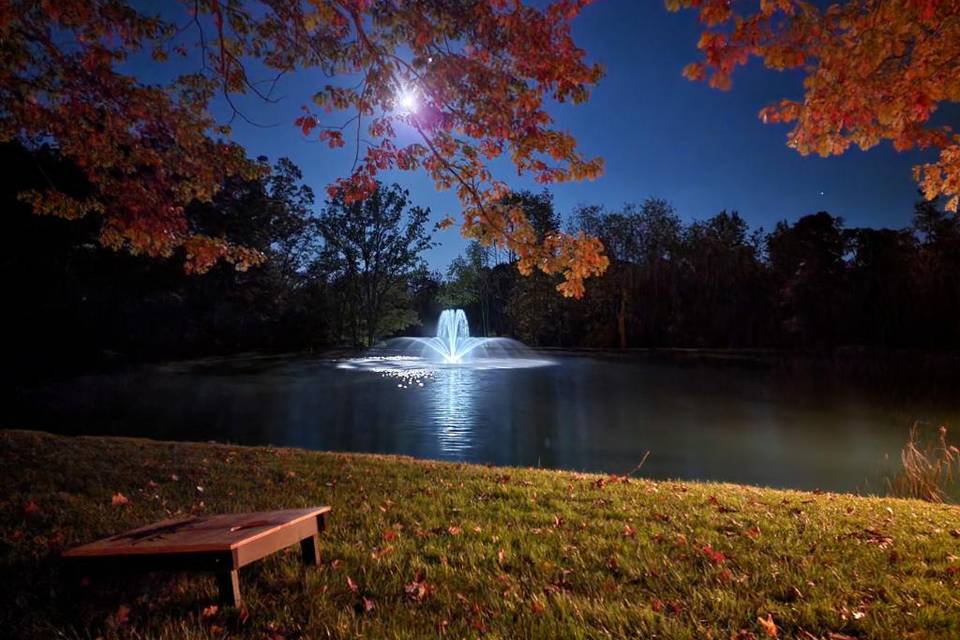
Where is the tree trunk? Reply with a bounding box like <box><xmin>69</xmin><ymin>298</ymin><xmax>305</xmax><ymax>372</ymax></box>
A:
<box><xmin>617</xmin><ymin>286</ymin><xmax>627</xmax><ymax>350</ymax></box>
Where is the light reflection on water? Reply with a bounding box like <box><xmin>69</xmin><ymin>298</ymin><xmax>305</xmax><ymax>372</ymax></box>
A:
<box><xmin>11</xmin><ymin>354</ymin><xmax>960</xmax><ymax>493</ymax></box>
<box><xmin>430</xmin><ymin>368</ymin><xmax>476</xmax><ymax>457</ymax></box>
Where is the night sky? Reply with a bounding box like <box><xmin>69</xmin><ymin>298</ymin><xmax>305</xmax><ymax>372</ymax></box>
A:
<box><xmin>197</xmin><ymin>0</ymin><xmax>956</xmax><ymax>268</ymax></box>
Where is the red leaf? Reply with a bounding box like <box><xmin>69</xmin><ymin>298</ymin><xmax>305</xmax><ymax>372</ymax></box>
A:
<box><xmin>702</xmin><ymin>544</ymin><xmax>727</xmax><ymax>565</ymax></box>
<box><xmin>113</xmin><ymin>604</ymin><xmax>131</xmax><ymax>626</ymax></box>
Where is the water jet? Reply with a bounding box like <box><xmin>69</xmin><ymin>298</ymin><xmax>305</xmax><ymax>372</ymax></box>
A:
<box><xmin>338</xmin><ymin>309</ymin><xmax>552</xmax><ymax>375</ymax></box>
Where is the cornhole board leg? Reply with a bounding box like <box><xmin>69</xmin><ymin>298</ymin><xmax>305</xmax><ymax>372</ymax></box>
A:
<box><xmin>216</xmin><ymin>569</ymin><xmax>242</xmax><ymax>607</ymax></box>
<box><xmin>299</xmin><ymin>511</ymin><xmax>326</xmax><ymax>567</ymax></box>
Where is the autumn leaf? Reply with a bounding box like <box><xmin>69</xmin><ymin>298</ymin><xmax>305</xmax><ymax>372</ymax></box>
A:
<box><xmin>371</xmin><ymin>545</ymin><xmax>394</xmax><ymax>560</ymax></box>
<box><xmin>702</xmin><ymin>544</ymin><xmax>727</xmax><ymax>565</ymax></box>
<box><xmin>346</xmin><ymin>576</ymin><xmax>358</xmax><ymax>593</ymax></box>
<box><xmin>112</xmin><ymin>604</ymin><xmax>131</xmax><ymax>626</ymax></box>
<box><xmin>23</xmin><ymin>500</ymin><xmax>40</xmax><ymax>515</ymax></box>
<box><xmin>362</xmin><ymin>596</ymin><xmax>376</xmax><ymax>613</ymax></box>
<box><xmin>404</xmin><ymin>571</ymin><xmax>435</xmax><ymax>603</ymax></box>
<box><xmin>111</xmin><ymin>492</ymin><xmax>129</xmax><ymax>506</ymax></box>
<box><xmin>201</xmin><ymin>605</ymin><xmax>219</xmax><ymax>620</ymax></box>
<box><xmin>758</xmin><ymin>613</ymin><xmax>778</xmax><ymax>638</ymax></box>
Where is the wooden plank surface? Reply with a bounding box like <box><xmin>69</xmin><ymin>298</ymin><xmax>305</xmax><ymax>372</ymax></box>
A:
<box><xmin>63</xmin><ymin>507</ymin><xmax>331</xmax><ymax>557</ymax></box>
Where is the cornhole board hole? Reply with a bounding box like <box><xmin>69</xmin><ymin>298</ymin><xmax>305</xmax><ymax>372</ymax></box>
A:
<box><xmin>63</xmin><ymin>507</ymin><xmax>330</xmax><ymax>607</ymax></box>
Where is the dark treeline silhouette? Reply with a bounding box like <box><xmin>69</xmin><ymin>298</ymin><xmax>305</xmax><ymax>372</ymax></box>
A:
<box><xmin>5</xmin><ymin>143</ymin><xmax>960</xmax><ymax>382</ymax></box>
<box><xmin>445</xmin><ymin>192</ymin><xmax>960</xmax><ymax>352</ymax></box>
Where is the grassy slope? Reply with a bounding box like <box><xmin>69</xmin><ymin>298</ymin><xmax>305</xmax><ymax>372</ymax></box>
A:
<box><xmin>2</xmin><ymin>430</ymin><xmax>959</xmax><ymax>640</ymax></box>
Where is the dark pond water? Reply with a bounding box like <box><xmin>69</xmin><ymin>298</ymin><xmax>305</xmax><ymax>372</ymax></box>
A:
<box><xmin>11</xmin><ymin>353</ymin><xmax>959</xmax><ymax>493</ymax></box>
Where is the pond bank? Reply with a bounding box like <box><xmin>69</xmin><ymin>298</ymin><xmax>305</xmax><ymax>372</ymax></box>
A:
<box><xmin>2</xmin><ymin>429</ymin><xmax>959</xmax><ymax>639</ymax></box>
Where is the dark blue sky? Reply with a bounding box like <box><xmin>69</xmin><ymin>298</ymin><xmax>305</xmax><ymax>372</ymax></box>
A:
<box><xmin>210</xmin><ymin>0</ymin><xmax>951</xmax><ymax>269</ymax></box>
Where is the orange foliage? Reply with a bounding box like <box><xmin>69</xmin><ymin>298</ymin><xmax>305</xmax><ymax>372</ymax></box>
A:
<box><xmin>0</xmin><ymin>0</ymin><xmax>608</xmax><ymax>294</ymax></box>
<box><xmin>668</xmin><ymin>0</ymin><xmax>960</xmax><ymax>211</ymax></box>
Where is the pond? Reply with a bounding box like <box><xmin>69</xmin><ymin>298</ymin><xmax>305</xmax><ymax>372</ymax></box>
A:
<box><xmin>11</xmin><ymin>352</ymin><xmax>958</xmax><ymax>493</ymax></box>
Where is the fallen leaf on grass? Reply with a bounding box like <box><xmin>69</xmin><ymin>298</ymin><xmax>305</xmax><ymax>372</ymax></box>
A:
<box><xmin>371</xmin><ymin>545</ymin><xmax>394</xmax><ymax>560</ymax></box>
<box><xmin>362</xmin><ymin>596</ymin><xmax>376</xmax><ymax>613</ymax></box>
<box><xmin>23</xmin><ymin>500</ymin><xmax>40</xmax><ymax>515</ymax></box>
<box><xmin>201</xmin><ymin>604</ymin><xmax>219</xmax><ymax>620</ymax></box>
<box><xmin>758</xmin><ymin>613</ymin><xmax>778</xmax><ymax>638</ymax></box>
<box><xmin>651</xmin><ymin>599</ymin><xmax>684</xmax><ymax>615</ymax></box>
<box><xmin>112</xmin><ymin>604</ymin><xmax>131</xmax><ymax>626</ymax></box>
<box><xmin>346</xmin><ymin>576</ymin><xmax>358</xmax><ymax>593</ymax></box>
<box><xmin>405</xmin><ymin>572</ymin><xmax>435</xmax><ymax>602</ymax></box>
<box><xmin>702</xmin><ymin>544</ymin><xmax>727</xmax><ymax>565</ymax></box>
<box><xmin>111</xmin><ymin>493</ymin><xmax>129</xmax><ymax>506</ymax></box>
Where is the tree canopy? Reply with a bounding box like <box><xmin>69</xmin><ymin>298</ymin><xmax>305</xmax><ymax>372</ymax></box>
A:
<box><xmin>0</xmin><ymin>0</ymin><xmax>608</xmax><ymax>296</ymax></box>
<box><xmin>668</xmin><ymin>0</ymin><xmax>960</xmax><ymax>211</ymax></box>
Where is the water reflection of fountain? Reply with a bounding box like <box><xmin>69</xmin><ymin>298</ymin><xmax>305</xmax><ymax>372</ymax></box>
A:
<box><xmin>337</xmin><ymin>308</ymin><xmax>552</xmax><ymax>377</ymax></box>
<box><xmin>430</xmin><ymin>367</ymin><xmax>476</xmax><ymax>456</ymax></box>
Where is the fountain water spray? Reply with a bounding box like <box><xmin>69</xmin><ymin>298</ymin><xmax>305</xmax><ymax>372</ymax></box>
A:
<box><xmin>433</xmin><ymin>309</ymin><xmax>474</xmax><ymax>363</ymax></box>
<box><xmin>338</xmin><ymin>308</ymin><xmax>552</xmax><ymax>375</ymax></box>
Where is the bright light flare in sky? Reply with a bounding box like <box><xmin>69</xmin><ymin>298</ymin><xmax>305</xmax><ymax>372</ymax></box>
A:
<box><xmin>396</xmin><ymin>87</ymin><xmax>418</xmax><ymax>113</ymax></box>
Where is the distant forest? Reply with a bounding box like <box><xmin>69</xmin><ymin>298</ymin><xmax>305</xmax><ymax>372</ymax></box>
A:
<box><xmin>5</xmin><ymin>143</ymin><xmax>960</xmax><ymax>379</ymax></box>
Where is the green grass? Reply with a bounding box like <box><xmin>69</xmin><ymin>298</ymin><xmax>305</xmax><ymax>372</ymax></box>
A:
<box><xmin>2</xmin><ymin>430</ymin><xmax>960</xmax><ymax>639</ymax></box>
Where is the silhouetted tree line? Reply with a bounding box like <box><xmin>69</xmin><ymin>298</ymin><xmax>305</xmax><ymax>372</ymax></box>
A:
<box><xmin>5</xmin><ymin>143</ymin><xmax>960</xmax><ymax>383</ymax></box>
<box><xmin>445</xmin><ymin>192</ymin><xmax>960</xmax><ymax>352</ymax></box>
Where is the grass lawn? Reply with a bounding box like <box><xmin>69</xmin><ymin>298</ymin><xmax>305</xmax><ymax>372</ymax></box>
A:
<box><xmin>2</xmin><ymin>430</ymin><xmax>959</xmax><ymax>639</ymax></box>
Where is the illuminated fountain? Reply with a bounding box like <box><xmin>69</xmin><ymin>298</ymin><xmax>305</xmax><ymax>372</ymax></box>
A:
<box><xmin>337</xmin><ymin>308</ymin><xmax>552</xmax><ymax>379</ymax></box>
<box><xmin>405</xmin><ymin>309</ymin><xmax>484</xmax><ymax>364</ymax></box>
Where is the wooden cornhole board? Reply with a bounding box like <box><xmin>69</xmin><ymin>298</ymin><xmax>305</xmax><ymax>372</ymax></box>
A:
<box><xmin>63</xmin><ymin>507</ymin><xmax>330</xmax><ymax>607</ymax></box>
